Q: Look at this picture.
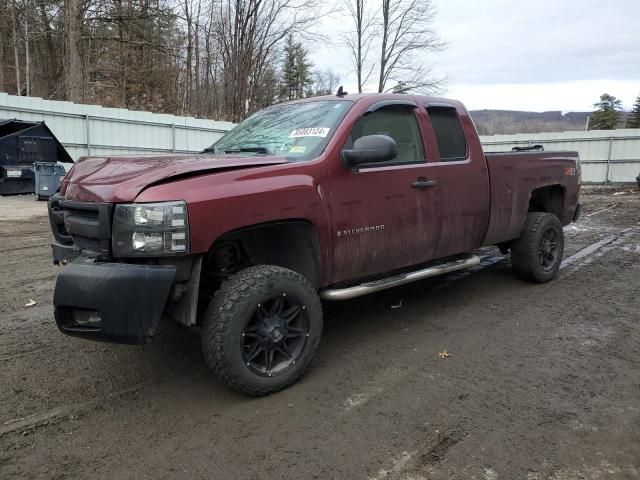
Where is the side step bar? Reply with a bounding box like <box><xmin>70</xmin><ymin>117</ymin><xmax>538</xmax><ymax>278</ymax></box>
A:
<box><xmin>319</xmin><ymin>254</ymin><xmax>481</xmax><ymax>301</ymax></box>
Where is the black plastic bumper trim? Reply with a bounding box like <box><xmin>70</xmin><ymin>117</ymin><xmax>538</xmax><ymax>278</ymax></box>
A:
<box><xmin>51</xmin><ymin>240</ymin><xmax>82</xmax><ymax>264</ymax></box>
<box><xmin>53</xmin><ymin>257</ymin><xmax>176</xmax><ymax>344</ymax></box>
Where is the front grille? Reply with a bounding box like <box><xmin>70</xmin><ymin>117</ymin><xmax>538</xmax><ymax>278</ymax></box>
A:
<box><xmin>48</xmin><ymin>194</ymin><xmax>113</xmax><ymax>257</ymax></box>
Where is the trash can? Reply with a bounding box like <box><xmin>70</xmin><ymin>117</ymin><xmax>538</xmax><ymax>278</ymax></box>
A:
<box><xmin>34</xmin><ymin>162</ymin><xmax>66</xmax><ymax>200</ymax></box>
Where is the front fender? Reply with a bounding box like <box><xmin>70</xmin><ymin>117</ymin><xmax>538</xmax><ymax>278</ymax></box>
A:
<box><xmin>135</xmin><ymin>162</ymin><xmax>333</xmax><ymax>284</ymax></box>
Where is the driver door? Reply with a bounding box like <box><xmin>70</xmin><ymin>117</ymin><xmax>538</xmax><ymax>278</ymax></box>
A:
<box><xmin>326</xmin><ymin>103</ymin><xmax>441</xmax><ymax>284</ymax></box>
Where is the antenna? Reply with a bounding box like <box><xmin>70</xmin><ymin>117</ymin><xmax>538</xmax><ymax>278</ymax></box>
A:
<box><xmin>336</xmin><ymin>86</ymin><xmax>348</xmax><ymax>97</ymax></box>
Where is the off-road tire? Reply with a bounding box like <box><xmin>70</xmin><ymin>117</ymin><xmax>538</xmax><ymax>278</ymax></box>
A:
<box><xmin>511</xmin><ymin>212</ymin><xmax>564</xmax><ymax>283</ymax></box>
<box><xmin>201</xmin><ymin>265</ymin><xmax>323</xmax><ymax>396</ymax></box>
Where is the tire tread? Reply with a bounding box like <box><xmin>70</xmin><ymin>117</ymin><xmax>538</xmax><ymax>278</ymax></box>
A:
<box><xmin>201</xmin><ymin>265</ymin><xmax>322</xmax><ymax>396</ymax></box>
<box><xmin>511</xmin><ymin>212</ymin><xmax>564</xmax><ymax>283</ymax></box>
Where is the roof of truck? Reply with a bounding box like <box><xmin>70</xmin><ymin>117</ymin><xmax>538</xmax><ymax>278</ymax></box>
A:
<box><xmin>283</xmin><ymin>92</ymin><xmax>466</xmax><ymax>110</ymax></box>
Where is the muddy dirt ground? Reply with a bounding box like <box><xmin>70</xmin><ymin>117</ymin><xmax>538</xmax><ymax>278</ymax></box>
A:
<box><xmin>1</xmin><ymin>188</ymin><xmax>639</xmax><ymax>479</ymax></box>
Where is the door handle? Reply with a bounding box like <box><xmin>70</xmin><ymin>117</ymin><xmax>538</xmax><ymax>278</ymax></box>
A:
<box><xmin>411</xmin><ymin>177</ymin><xmax>437</xmax><ymax>189</ymax></box>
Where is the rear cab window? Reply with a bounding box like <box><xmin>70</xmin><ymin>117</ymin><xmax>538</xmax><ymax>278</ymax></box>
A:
<box><xmin>426</xmin><ymin>106</ymin><xmax>468</xmax><ymax>161</ymax></box>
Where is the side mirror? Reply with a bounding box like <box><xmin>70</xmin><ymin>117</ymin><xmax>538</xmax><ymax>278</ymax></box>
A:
<box><xmin>341</xmin><ymin>135</ymin><xmax>398</xmax><ymax>169</ymax></box>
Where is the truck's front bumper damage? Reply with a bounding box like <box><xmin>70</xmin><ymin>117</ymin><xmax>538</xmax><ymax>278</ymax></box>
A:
<box><xmin>53</xmin><ymin>256</ymin><xmax>176</xmax><ymax>344</ymax></box>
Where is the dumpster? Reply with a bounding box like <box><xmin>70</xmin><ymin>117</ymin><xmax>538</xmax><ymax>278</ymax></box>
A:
<box><xmin>0</xmin><ymin>119</ymin><xmax>73</xmax><ymax>195</ymax></box>
<box><xmin>34</xmin><ymin>162</ymin><xmax>66</xmax><ymax>200</ymax></box>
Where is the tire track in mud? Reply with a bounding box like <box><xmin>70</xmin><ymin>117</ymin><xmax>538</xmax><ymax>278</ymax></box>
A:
<box><xmin>0</xmin><ymin>384</ymin><xmax>149</xmax><ymax>437</ymax></box>
<box><xmin>463</xmin><ymin>224</ymin><xmax>640</xmax><ymax>280</ymax></box>
<box><xmin>0</xmin><ymin>244</ymin><xmax>49</xmax><ymax>254</ymax></box>
<box><xmin>0</xmin><ymin>317</ymin><xmax>207</xmax><ymax>435</ymax></box>
<box><xmin>560</xmin><ymin>225</ymin><xmax>640</xmax><ymax>273</ymax></box>
<box><xmin>0</xmin><ymin>361</ymin><xmax>206</xmax><ymax>438</ymax></box>
<box><xmin>585</xmin><ymin>203</ymin><xmax>619</xmax><ymax>217</ymax></box>
<box><xmin>368</xmin><ymin>426</ymin><xmax>468</xmax><ymax>480</ymax></box>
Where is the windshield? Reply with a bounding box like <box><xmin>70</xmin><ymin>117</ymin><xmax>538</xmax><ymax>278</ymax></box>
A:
<box><xmin>205</xmin><ymin>100</ymin><xmax>353</xmax><ymax>161</ymax></box>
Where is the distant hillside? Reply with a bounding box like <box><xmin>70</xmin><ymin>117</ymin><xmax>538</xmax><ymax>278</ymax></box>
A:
<box><xmin>470</xmin><ymin>110</ymin><xmax>630</xmax><ymax>135</ymax></box>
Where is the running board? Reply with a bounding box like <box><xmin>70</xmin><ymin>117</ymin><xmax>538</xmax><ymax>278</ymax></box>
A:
<box><xmin>319</xmin><ymin>254</ymin><xmax>481</xmax><ymax>301</ymax></box>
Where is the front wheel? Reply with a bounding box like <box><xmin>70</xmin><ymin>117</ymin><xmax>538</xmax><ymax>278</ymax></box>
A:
<box><xmin>511</xmin><ymin>212</ymin><xmax>564</xmax><ymax>283</ymax></box>
<box><xmin>201</xmin><ymin>265</ymin><xmax>323</xmax><ymax>396</ymax></box>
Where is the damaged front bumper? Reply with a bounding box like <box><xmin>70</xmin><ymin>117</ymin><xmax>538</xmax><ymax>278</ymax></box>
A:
<box><xmin>53</xmin><ymin>256</ymin><xmax>176</xmax><ymax>344</ymax></box>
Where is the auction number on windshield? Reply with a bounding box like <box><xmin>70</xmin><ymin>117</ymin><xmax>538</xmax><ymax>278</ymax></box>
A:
<box><xmin>289</xmin><ymin>128</ymin><xmax>330</xmax><ymax>138</ymax></box>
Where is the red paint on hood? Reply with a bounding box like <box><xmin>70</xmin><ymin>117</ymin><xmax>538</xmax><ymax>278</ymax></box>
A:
<box><xmin>61</xmin><ymin>153</ymin><xmax>288</xmax><ymax>202</ymax></box>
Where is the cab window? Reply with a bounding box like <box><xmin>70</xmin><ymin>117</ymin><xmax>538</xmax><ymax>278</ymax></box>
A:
<box><xmin>350</xmin><ymin>107</ymin><xmax>425</xmax><ymax>165</ymax></box>
<box><xmin>426</xmin><ymin>106</ymin><xmax>467</xmax><ymax>160</ymax></box>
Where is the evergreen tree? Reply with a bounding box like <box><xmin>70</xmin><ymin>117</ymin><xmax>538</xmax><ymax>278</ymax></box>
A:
<box><xmin>588</xmin><ymin>93</ymin><xmax>622</xmax><ymax>130</ymax></box>
<box><xmin>280</xmin><ymin>35</ymin><xmax>313</xmax><ymax>101</ymax></box>
<box><xmin>626</xmin><ymin>95</ymin><xmax>640</xmax><ymax>128</ymax></box>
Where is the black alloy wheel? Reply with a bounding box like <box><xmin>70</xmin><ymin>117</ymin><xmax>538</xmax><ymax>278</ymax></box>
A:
<box><xmin>242</xmin><ymin>294</ymin><xmax>310</xmax><ymax>377</ymax></box>
<box><xmin>538</xmin><ymin>227</ymin><xmax>561</xmax><ymax>272</ymax></box>
<box><xmin>201</xmin><ymin>265</ymin><xmax>323</xmax><ymax>396</ymax></box>
<box><xmin>511</xmin><ymin>212</ymin><xmax>565</xmax><ymax>283</ymax></box>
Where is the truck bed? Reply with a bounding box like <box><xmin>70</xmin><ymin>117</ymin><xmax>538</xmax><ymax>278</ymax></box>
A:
<box><xmin>483</xmin><ymin>150</ymin><xmax>581</xmax><ymax>246</ymax></box>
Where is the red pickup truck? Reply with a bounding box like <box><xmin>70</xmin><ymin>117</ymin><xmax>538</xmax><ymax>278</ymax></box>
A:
<box><xmin>48</xmin><ymin>93</ymin><xmax>581</xmax><ymax>395</ymax></box>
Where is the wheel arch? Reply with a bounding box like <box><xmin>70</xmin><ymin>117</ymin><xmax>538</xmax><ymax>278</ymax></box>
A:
<box><xmin>492</xmin><ymin>184</ymin><xmax>566</xmax><ymax>252</ymax></box>
<box><xmin>528</xmin><ymin>184</ymin><xmax>566</xmax><ymax>219</ymax></box>
<box><xmin>204</xmin><ymin>219</ymin><xmax>323</xmax><ymax>287</ymax></box>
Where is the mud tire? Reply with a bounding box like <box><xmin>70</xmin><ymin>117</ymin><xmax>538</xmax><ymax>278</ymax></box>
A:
<box><xmin>201</xmin><ymin>265</ymin><xmax>323</xmax><ymax>396</ymax></box>
<box><xmin>511</xmin><ymin>212</ymin><xmax>564</xmax><ymax>283</ymax></box>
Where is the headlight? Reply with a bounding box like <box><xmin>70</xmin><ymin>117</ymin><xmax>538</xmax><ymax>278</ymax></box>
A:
<box><xmin>112</xmin><ymin>201</ymin><xmax>189</xmax><ymax>257</ymax></box>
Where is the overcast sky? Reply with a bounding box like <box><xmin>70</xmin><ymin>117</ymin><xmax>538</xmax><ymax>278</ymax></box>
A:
<box><xmin>312</xmin><ymin>0</ymin><xmax>640</xmax><ymax>112</ymax></box>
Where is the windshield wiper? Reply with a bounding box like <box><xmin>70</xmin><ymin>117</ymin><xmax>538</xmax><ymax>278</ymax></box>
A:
<box><xmin>224</xmin><ymin>146</ymin><xmax>272</xmax><ymax>154</ymax></box>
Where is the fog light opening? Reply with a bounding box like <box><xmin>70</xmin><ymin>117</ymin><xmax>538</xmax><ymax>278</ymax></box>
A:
<box><xmin>71</xmin><ymin>309</ymin><xmax>102</xmax><ymax>329</ymax></box>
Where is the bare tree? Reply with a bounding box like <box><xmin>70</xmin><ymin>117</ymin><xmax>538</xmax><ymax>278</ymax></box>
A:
<box><xmin>214</xmin><ymin>0</ymin><xmax>327</xmax><ymax>122</ymax></box>
<box><xmin>0</xmin><ymin>0</ymin><xmax>10</xmax><ymax>92</ymax></box>
<box><xmin>180</xmin><ymin>0</ymin><xmax>196</xmax><ymax>112</ymax></box>
<box><xmin>2</xmin><ymin>0</ymin><xmax>332</xmax><ymax>121</ymax></box>
<box><xmin>23</xmin><ymin>0</ymin><xmax>30</xmax><ymax>96</ymax></box>
<box><xmin>0</xmin><ymin>34</ymin><xmax>4</xmax><ymax>92</ymax></box>
<box><xmin>378</xmin><ymin>0</ymin><xmax>444</xmax><ymax>93</ymax></box>
<box><xmin>37</xmin><ymin>0</ymin><xmax>59</xmax><ymax>97</ymax></box>
<box><xmin>11</xmin><ymin>0</ymin><xmax>22</xmax><ymax>95</ymax></box>
<box><xmin>311</xmin><ymin>68</ymin><xmax>340</xmax><ymax>95</ymax></box>
<box><xmin>343</xmin><ymin>0</ymin><xmax>376</xmax><ymax>92</ymax></box>
<box><xmin>63</xmin><ymin>0</ymin><xmax>83</xmax><ymax>101</ymax></box>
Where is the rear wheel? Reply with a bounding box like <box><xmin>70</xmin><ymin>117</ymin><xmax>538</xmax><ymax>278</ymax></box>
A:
<box><xmin>201</xmin><ymin>265</ymin><xmax>323</xmax><ymax>396</ymax></box>
<box><xmin>511</xmin><ymin>212</ymin><xmax>564</xmax><ymax>283</ymax></box>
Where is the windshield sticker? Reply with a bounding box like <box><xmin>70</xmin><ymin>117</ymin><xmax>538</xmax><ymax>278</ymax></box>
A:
<box><xmin>289</xmin><ymin>127</ymin><xmax>330</xmax><ymax>138</ymax></box>
<box><xmin>289</xmin><ymin>146</ymin><xmax>307</xmax><ymax>154</ymax></box>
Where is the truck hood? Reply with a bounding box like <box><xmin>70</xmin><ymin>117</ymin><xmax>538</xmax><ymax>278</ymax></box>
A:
<box><xmin>62</xmin><ymin>153</ymin><xmax>288</xmax><ymax>202</ymax></box>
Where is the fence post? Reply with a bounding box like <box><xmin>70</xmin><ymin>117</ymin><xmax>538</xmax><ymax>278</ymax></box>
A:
<box><xmin>85</xmin><ymin>114</ymin><xmax>91</xmax><ymax>155</ymax></box>
<box><xmin>605</xmin><ymin>135</ymin><xmax>613</xmax><ymax>185</ymax></box>
<box><xmin>171</xmin><ymin>123</ymin><xmax>176</xmax><ymax>153</ymax></box>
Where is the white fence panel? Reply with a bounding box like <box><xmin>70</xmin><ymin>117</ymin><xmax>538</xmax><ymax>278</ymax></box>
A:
<box><xmin>480</xmin><ymin>129</ymin><xmax>640</xmax><ymax>184</ymax></box>
<box><xmin>0</xmin><ymin>93</ymin><xmax>235</xmax><ymax>163</ymax></box>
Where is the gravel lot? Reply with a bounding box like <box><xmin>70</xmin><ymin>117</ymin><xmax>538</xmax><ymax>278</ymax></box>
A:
<box><xmin>1</xmin><ymin>188</ymin><xmax>639</xmax><ymax>479</ymax></box>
